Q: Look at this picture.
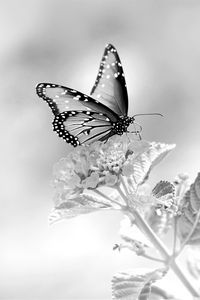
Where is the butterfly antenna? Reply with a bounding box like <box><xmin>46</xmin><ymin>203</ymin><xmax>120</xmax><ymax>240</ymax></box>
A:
<box><xmin>133</xmin><ymin>113</ymin><xmax>164</xmax><ymax>118</ymax></box>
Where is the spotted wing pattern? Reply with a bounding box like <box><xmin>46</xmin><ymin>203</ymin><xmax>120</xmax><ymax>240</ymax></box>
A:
<box><xmin>91</xmin><ymin>44</ymin><xmax>128</xmax><ymax>116</ymax></box>
<box><xmin>53</xmin><ymin>111</ymin><xmax>115</xmax><ymax>146</ymax></box>
<box><xmin>36</xmin><ymin>83</ymin><xmax>118</xmax><ymax>121</ymax></box>
<box><xmin>36</xmin><ymin>83</ymin><xmax>118</xmax><ymax>146</ymax></box>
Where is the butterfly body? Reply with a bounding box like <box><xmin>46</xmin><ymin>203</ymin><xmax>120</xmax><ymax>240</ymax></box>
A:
<box><xmin>112</xmin><ymin>116</ymin><xmax>134</xmax><ymax>136</ymax></box>
<box><xmin>36</xmin><ymin>44</ymin><xmax>137</xmax><ymax>147</ymax></box>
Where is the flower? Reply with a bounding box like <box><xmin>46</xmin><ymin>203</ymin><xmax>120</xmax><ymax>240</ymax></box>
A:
<box><xmin>81</xmin><ymin>172</ymin><xmax>99</xmax><ymax>189</ymax></box>
<box><xmin>93</xmin><ymin>135</ymin><xmax>138</xmax><ymax>176</ymax></box>
<box><xmin>50</xmin><ymin>135</ymin><xmax>175</xmax><ymax>221</ymax></box>
<box><xmin>52</xmin><ymin>135</ymin><xmax>149</xmax><ymax>196</ymax></box>
<box><xmin>105</xmin><ymin>173</ymin><xmax>118</xmax><ymax>186</ymax></box>
<box><xmin>122</xmin><ymin>163</ymin><xmax>134</xmax><ymax>176</ymax></box>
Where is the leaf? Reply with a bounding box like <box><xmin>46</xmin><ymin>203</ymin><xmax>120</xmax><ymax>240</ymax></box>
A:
<box><xmin>190</xmin><ymin>183</ymin><xmax>200</xmax><ymax>213</ymax></box>
<box><xmin>173</xmin><ymin>173</ymin><xmax>190</xmax><ymax>199</ymax></box>
<box><xmin>186</xmin><ymin>247</ymin><xmax>200</xmax><ymax>280</ymax></box>
<box><xmin>178</xmin><ymin>173</ymin><xmax>200</xmax><ymax>245</ymax></box>
<box><xmin>49</xmin><ymin>193</ymin><xmax>113</xmax><ymax>224</ymax></box>
<box><xmin>147</xmin><ymin>209</ymin><xmax>173</xmax><ymax>236</ymax></box>
<box><xmin>150</xmin><ymin>286</ymin><xmax>181</xmax><ymax>300</ymax></box>
<box><xmin>147</xmin><ymin>181</ymin><xmax>176</xmax><ymax>236</ymax></box>
<box><xmin>127</xmin><ymin>142</ymin><xmax>175</xmax><ymax>191</ymax></box>
<box><xmin>119</xmin><ymin>217</ymin><xmax>153</xmax><ymax>250</ymax></box>
<box><xmin>117</xmin><ymin>237</ymin><xmax>149</xmax><ymax>256</ymax></box>
<box><xmin>112</xmin><ymin>268</ymin><xmax>166</xmax><ymax>300</ymax></box>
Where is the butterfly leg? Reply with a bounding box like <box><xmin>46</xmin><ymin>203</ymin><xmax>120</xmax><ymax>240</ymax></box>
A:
<box><xmin>127</xmin><ymin>122</ymin><xmax>142</xmax><ymax>140</ymax></box>
<box><xmin>126</xmin><ymin>131</ymin><xmax>142</xmax><ymax>141</ymax></box>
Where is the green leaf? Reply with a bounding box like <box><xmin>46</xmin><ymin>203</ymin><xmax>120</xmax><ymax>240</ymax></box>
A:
<box><xmin>127</xmin><ymin>142</ymin><xmax>175</xmax><ymax>191</ymax></box>
<box><xmin>150</xmin><ymin>286</ymin><xmax>181</xmax><ymax>300</ymax></box>
<box><xmin>112</xmin><ymin>268</ymin><xmax>166</xmax><ymax>300</ymax></box>
<box><xmin>186</xmin><ymin>247</ymin><xmax>200</xmax><ymax>280</ymax></box>
<box><xmin>49</xmin><ymin>193</ymin><xmax>113</xmax><ymax>223</ymax></box>
<box><xmin>119</xmin><ymin>217</ymin><xmax>153</xmax><ymax>251</ymax></box>
<box><xmin>178</xmin><ymin>173</ymin><xmax>200</xmax><ymax>245</ymax></box>
<box><xmin>147</xmin><ymin>209</ymin><xmax>173</xmax><ymax>236</ymax></box>
<box><xmin>147</xmin><ymin>181</ymin><xmax>176</xmax><ymax>236</ymax></box>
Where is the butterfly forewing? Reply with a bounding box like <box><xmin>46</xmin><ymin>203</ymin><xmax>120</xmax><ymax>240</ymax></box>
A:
<box><xmin>90</xmin><ymin>44</ymin><xmax>128</xmax><ymax>116</ymax></box>
<box><xmin>36</xmin><ymin>83</ymin><xmax>118</xmax><ymax>146</ymax></box>
<box><xmin>36</xmin><ymin>83</ymin><xmax>118</xmax><ymax>122</ymax></box>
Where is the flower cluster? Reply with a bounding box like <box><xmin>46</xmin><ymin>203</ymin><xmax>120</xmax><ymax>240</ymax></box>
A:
<box><xmin>50</xmin><ymin>135</ymin><xmax>175</xmax><ymax>223</ymax></box>
<box><xmin>52</xmin><ymin>135</ymin><xmax>148</xmax><ymax>205</ymax></box>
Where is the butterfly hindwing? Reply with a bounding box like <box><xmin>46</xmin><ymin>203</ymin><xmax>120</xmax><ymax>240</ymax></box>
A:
<box><xmin>53</xmin><ymin>110</ymin><xmax>114</xmax><ymax>146</ymax></box>
<box><xmin>90</xmin><ymin>43</ymin><xmax>128</xmax><ymax>116</ymax></box>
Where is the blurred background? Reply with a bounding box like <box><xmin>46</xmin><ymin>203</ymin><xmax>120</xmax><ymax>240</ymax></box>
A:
<box><xmin>1</xmin><ymin>0</ymin><xmax>200</xmax><ymax>299</ymax></box>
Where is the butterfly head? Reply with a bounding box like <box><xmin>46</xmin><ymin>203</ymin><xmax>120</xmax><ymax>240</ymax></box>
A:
<box><xmin>130</xmin><ymin>116</ymin><xmax>135</xmax><ymax>124</ymax></box>
<box><xmin>123</xmin><ymin>116</ymin><xmax>142</xmax><ymax>136</ymax></box>
<box><xmin>113</xmin><ymin>116</ymin><xmax>135</xmax><ymax>136</ymax></box>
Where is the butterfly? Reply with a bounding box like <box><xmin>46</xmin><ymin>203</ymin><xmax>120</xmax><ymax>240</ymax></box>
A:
<box><xmin>36</xmin><ymin>44</ymin><xmax>160</xmax><ymax>147</ymax></box>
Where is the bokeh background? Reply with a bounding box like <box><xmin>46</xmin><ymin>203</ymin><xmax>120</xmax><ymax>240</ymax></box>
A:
<box><xmin>1</xmin><ymin>1</ymin><xmax>200</xmax><ymax>299</ymax></box>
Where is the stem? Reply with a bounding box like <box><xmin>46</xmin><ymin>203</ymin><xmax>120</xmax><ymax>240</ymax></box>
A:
<box><xmin>172</xmin><ymin>216</ymin><xmax>178</xmax><ymax>256</ymax></box>
<box><xmin>120</xmin><ymin>175</ymin><xmax>130</xmax><ymax>196</ymax></box>
<box><xmin>113</xmin><ymin>184</ymin><xmax>200</xmax><ymax>297</ymax></box>
<box><xmin>128</xmin><ymin>208</ymin><xmax>170</xmax><ymax>260</ymax></box>
<box><xmin>116</xmin><ymin>185</ymin><xmax>128</xmax><ymax>206</ymax></box>
<box><xmin>128</xmin><ymin>208</ymin><xmax>200</xmax><ymax>298</ymax></box>
<box><xmin>142</xmin><ymin>253</ymin><xmax>164</xmax><ymax>263</ymax></box>
<box><xmin>92</xmin><ymin>189</ymin><xmax>124</xmax><ymax>209</ymax></box>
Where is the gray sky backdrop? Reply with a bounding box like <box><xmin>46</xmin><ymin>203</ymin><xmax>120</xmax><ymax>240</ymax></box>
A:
<box><xmin>1</xmin><ymin>1</ymin><xmax>200</xmax><ymax>299</ymax></box>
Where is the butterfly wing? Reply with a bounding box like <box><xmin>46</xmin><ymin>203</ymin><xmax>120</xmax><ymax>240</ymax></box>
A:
<box><xmin>36</xmin><ymin>83</ymin><xmax>118</xmax><ymax>121</ymax></box>
<box><xmin>53</xmin><ymin>110</ymin><xmax>115</xmax><ymax>146</ymax></box>
<box><xmin>36</xmin><ymin>83</ymin><xmax>118</xmax><ymax>146</ymax></box>
<box><xmin>90</xmin><ymin>43</ymin><xmax>129</xmax><ymax>116</ymax></box>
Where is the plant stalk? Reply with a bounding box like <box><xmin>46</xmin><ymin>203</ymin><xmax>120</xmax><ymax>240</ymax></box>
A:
<box><xmin>128</xmin><ymin>207</ymin><xmax>200</xmax><ymax>298</ymax></box>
